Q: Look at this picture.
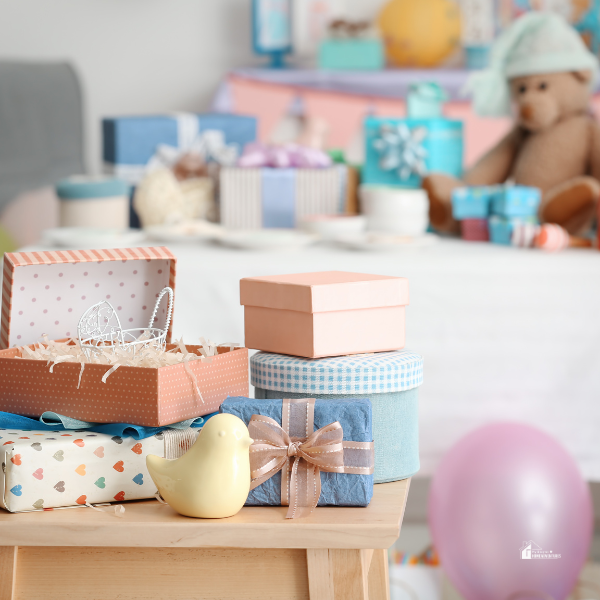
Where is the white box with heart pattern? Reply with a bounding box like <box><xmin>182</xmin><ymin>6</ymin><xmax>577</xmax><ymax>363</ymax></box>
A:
<box><xmin>0</xmin><ymin>427</ymin><xmax>197</xmax><ymax>512</ymax></box>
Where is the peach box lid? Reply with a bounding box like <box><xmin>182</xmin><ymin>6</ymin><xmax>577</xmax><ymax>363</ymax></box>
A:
<box><xmin>1</xmin><ymin>247</ymin><xmax>177</xmax><ymax>350</ymax></box>
<box><xmin>240</xmin><ymin>271</ymin><xmax>409</xmax><ymax>314</ymax></box>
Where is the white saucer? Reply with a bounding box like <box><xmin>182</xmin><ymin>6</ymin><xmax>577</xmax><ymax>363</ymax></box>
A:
<box><xmin>145</xmin><ymin>221</ymin><xmax>224</xmax><ymax>243</ymax></box>
<box><xmin>334</xmin><ymin>232</ymin><xmax>438</xmax><ymax>251</ymax></box>
<box><xmin>42</xmin><ymin>228</ymin><xmax>147</xmax><ymax>249</ymax></box>
<box><xmin>218</xmin><ymin>229</ymin><xmax>318</xmax><ymax>250</ymax></box>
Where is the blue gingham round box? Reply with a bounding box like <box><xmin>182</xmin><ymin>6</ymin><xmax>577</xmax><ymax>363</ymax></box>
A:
<box><xmin>251</xmin><ymin>349</ymin><xmax>423</xmax><ymax>483</ymax></box>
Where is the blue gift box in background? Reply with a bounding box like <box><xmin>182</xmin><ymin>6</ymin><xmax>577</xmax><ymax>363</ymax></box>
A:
<box><xmin>102</xmin><ymin>113</ymin><xmax>257</xmax><ymax>184</ymax></box>
<box><xmin>220</xmin><ymin>396</ymin><xmax>374</xmax><ymax>507</ymax></box>
<box><xmin>451</xmin><ymin>186</ymin><xmax>496</xmax><ymax>220</ymax></box>
<box><xmin>363</xmin><ymin>117</ymin><xmax>463</xmax><ymax>189</ymax></box>
<box><xmin>489</xmin><ymin>215</ymin><xmax>539</xmax><ymax>245</ymax></box>
<box><xmin>318</xmin><ymin>39</ymin><xmax>385</xmax><ymax>70</ymax></box>
<box><xmin>492</xmin><ymin>185</ymin><xmax>541</xmax><ymax>217</ymax></box>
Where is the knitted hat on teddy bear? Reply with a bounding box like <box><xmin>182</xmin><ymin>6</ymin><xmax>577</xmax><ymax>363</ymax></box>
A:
<box><xmin>467</xmin><ymin>11</ymin><xmax>599</xmax><ymax>117</ymax></box>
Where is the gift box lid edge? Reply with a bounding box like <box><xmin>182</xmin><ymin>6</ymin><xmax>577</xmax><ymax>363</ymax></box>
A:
<box><xmin>240</xmin><ymin>271</ymin><xmax>409</xmax><ymax>313</ymax></box>
<box><xmin>249</xmin><ymin>349</ymin><xmax>424</xmax><ymax>394</ymax></box>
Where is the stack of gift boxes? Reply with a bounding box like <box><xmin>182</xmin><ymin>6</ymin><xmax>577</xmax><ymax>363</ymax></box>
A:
<box><xmin>0</xmin><ymin>248</ymin><xmax>249</xmax><ymax>513</ymax></box>
<box><xmin>236</xmin><ymin>270</ymin><xmax>424</xmax><ymax>500</ymax></box>
<box><xmin>103</xmin><ymin>113</ymin><xmax>258</xmax><ymax>228</ymax></box>
<box><xmin>0</xmin><ymin>252</ymin><xmax>422</xmax><ymax>517</ymax></box>
<box><xmin>363</xmin><ymin>83</ymin><xmax>464</xmax><ymax>191</ymax></box>
<box><xmin>451</xmin><ymin>184</ymin><xmax>541</xmax><ymax>244</ymax></box>
<box><xmin>102</xmin><ymin>112</ymin><xmax>357</xmax><ymax>230</ymax></box>
<box><xmin>360</xmin><ymin>84</ymin><xmax>463</xmax><ymax>236</ymax></box>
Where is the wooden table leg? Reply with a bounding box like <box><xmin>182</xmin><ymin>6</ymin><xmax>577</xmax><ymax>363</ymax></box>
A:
<box><xmin>367</xmin><ymin>549</ymin><xmax>390</xmax><ymax>600</ymax></box>
<box><xmin>0</xmin><ymin>547</ymin><xmax>17</xmax><ymax>600</ymax></box>
<box><xmin>307</xmin><ymin>549</ymin><xmax>334</xmax><ymax>600</ymax></box>
<box><xmin>307</xmin><ymin>549</ymin><xmax>372</xmax><ymax>600</ymax></box>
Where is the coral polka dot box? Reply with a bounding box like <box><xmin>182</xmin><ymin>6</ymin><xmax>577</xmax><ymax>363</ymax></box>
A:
<box><xmin>0</xmin><ymin>247</ymin><xmax>249</xmax><ymax>512</ymax></box>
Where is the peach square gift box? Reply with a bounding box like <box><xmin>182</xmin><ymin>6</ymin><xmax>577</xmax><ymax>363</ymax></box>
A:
<box><xmin>0</xmin><ymin>248</ymin><xmax>248</xmax><ymax>427</ymax></box>
<box><xmin>240</xmin><ymin>271</ymin><xmax>408</xmax><ymax>358</ymax></box>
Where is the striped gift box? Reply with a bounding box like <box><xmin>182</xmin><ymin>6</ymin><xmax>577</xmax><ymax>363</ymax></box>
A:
<box><xmin>220</xmin><ymin>165</ymin><xmax>348</xmax><ymax>229</ymax></box>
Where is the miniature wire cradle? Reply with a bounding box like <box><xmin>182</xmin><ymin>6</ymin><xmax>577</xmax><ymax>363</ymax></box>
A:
<box><xmin>77</xmin><ymin>287</ymin><xmax>173</xmax><ymax>359</ymax></box>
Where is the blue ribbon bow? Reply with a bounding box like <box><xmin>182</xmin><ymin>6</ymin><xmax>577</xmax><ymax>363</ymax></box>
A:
<box><xmin>373</xmin><ymin>123</ymin><xmax>428</xmax><ymax>181</ymax></box>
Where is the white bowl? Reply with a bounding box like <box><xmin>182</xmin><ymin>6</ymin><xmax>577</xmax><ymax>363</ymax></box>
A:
<box><xmin>42</xmin><ymin>227</ymin><xmax>146</xmax><ymax>249</ymax></box>
<box><xmin>298</xmin><ymin>215</ymin><xmax>367</xmax><ymax>239</ymax></box>
<box><xmin>335</xmin><ymin>232</ymin><xmax>438</xmax><ymax>251</ymax></box>
<box><xmin>145</xmin><ymin>220</ymin><xmax>224</xmax><ymax>243</ymax></box>
<box><xmin>359</xmin><ymin>185</ymin><xmax>429</xmax><ymax>237</ymax></box>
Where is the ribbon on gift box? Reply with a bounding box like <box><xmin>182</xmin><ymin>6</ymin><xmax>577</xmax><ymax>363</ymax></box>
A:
<box><xmin>148</xmin><ymin>112</ymin><xmax>240</xmax><ymax>171</ymax></box>
<box><xmin>109</xmin><ymin>113</ymin><xmax>240</xmax><ymax>184</ymax></box>
<box><xmin>237</xmin><ymin>142</ymin><xmax>332</xmax><ymax>169</ymax></box>
<box><xmin>248</xmin><ymin>398</ymin><xmax>374</xmax><ymax>519</ymax></box>
<box><xmin>233</xmin><ymin>144</ymin><xmax>338</xmax><ymax>228</ymax></box>
<box><xmin>373</xmin><ymin>123</ymin><xmax>428</xmax><ymax>181</ymax></box>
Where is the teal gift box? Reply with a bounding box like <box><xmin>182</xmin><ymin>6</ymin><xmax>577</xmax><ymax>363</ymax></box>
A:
<box><xmin>492</xmin><ymin>185</ymin><xmax>541</xmax><ymax>217</ymax></box>
<box><xmin>489</xmin><ymin>214</ymin><xmax>539</xmax><ymax>245</ymax></box>
<box><xmin>363</xmin><ymin>117</ymin><xmax>463</xmax><ymax>189</ymax></box>
<box><xmin>451</xmin><ymin>185</ymin><xmax>496</xmax><ymax>219</ymax></box>
<box><xmin>318</xmin><ymin>39</ymin><xmax>385</xmax><ymax>70</ymax></box>
<box><xmin>407</xmin><ymin>83</ymin><xmax>447</xmax><ymax>119</ymax></box>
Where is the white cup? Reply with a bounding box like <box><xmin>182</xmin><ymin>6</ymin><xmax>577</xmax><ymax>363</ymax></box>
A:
<box><xmin>360</xmin><ymin>185</ymin><xmax>429</xmax><ymax>236</ymax></box>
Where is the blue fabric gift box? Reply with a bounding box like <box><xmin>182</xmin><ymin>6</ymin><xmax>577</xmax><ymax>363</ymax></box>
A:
<box><xmin>102</xmin><ymin>113</ymin><xmax>257</xmax><ymax>184</ymax></box>
<box><xmin>220</xmin><ymin>396</ymin><xmax>374</xmax><ymax>507</ymax></box>
<box><xmin>491</xmin><ymin>185</ymin><xmax>541</xmax><ymax>217</ymax></box>
<box><xmin>220</xmin><ymin>165</ymin><xmax>348</xmax><ymax>229</ymax></box>
<box><xmin>363</xmin><ymin>117</ymin><xmax>463</xmax><ymax>189</ymax></box>
<box><xmin>489</xmin><ymin>215</ymin><xmax>539</xmax><ymax>245</ymax></box>
<box><xmin>451</xmin><ymin>186</ymin><xmax>497</xmax><ymax>219</ymax></box>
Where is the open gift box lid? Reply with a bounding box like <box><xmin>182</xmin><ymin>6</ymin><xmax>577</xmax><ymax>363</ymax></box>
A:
<box><xmin>1</xmin><ymin>247</ymin><xmax>176</xmax><ymax>349</ymax></box>
<box><xmin>0</xmin><ymin>248</ymin><xmax>249</xmax><ymax>426</ymax></box>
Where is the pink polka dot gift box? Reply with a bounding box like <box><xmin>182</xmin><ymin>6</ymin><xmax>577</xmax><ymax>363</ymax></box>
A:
<box><xmin>0</xmin><ymin>247</ymin><xmax>249</xmax><ymax>426</ymax></box>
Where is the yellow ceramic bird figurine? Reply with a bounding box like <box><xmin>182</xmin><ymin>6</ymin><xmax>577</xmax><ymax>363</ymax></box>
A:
<box><xmin>146</xmin><ymin>413</ymin><xmax>253</xmax><ymax>518</ymax></box>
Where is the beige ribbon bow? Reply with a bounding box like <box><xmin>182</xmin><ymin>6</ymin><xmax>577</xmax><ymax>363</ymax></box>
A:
<box><xmin>248</xmin><ymin>398</ymin><xmax>375</xmax><ymax>519</ymax></box>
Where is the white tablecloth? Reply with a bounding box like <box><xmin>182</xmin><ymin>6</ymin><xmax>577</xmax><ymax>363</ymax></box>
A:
<box><xmin>159</xmin><ymin>239</ymin><xmax>600</xmax><ymax>481</ymax></box>
<box><xmin>22</xmin><ymin>239</ymin><xmax>600</xmax><ymax>480</ymax></box>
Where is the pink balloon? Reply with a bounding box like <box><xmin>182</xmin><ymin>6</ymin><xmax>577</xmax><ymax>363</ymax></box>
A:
<box><xmin>429</xmin><ymin>423</ymin><xmax>592</xmax><ymax>600</ymax></box>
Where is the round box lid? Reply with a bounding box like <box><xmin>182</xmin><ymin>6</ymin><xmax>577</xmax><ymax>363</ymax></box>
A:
<box><xmin>251</xmin><ymin>349</ymin><xmax>423</xmax><ymax>395</ymax></box>
<box><xmin>56</xmin><ymin>176</ymin><xmax>129</xmax><ymax>200</ymax></box>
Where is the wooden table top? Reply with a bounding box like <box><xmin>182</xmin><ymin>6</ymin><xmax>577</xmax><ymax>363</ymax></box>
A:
<box><xmin>0</xmin><ymin>479</ymin><xmax>409</xmax><ymax>550</ymax></box>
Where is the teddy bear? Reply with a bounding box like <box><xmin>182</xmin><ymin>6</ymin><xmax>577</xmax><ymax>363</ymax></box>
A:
<box><xmin>423</xmin><ymin>11</ymin><xmax>600</xmax><ymax>236</ymax></box>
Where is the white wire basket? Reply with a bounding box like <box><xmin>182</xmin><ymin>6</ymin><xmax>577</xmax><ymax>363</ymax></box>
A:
<box><xmin>77</xmin><ymin>287</ymin><xmax>174</xmax><ymax>359</ymax></box>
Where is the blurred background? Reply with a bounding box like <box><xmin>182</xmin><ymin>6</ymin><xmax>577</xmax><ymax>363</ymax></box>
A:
<box><xmin>2</xmin><ymin>1</ymin><xmax>600</xmax><ymax>598</ymax></box>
